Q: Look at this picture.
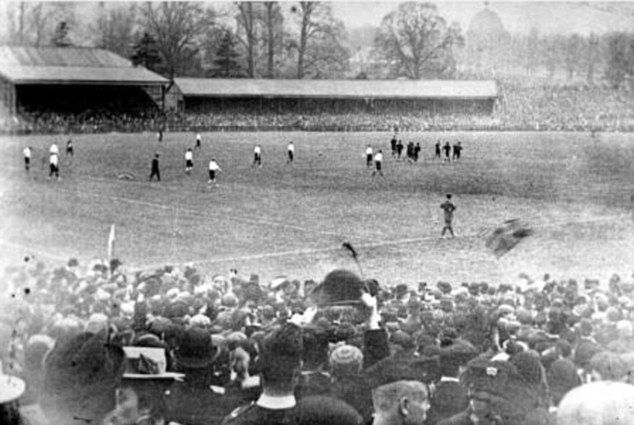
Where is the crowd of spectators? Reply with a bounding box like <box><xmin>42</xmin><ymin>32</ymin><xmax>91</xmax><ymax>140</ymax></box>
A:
<box><xmin>495</xmin><ymin>82</ymin><xmax>634</xmax><ymax>132</ymax></box>
<box><xmin>2</xmin><ymin>84</ymin><xmax>633</xmax><ymax>135</ymax></box>
<box><xmin>4</xmin><ymin>109</ymin><xmax>162</xmax><ymax>135</ymax></box>
<box><xmin>2</xmin><ymin>256</ymin><xmax>634</xmax><ymax>425</ymax></box>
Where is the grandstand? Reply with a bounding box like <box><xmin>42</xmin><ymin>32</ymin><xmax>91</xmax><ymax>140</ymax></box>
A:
<box><xmin>0</xmin><ymin>46</ymin><xmax>168</xmax><ymax>116</ymax></box>
<box><xmin>167</xmin><ymin>78</ymin><xmax>498</xmax><ymax>115</ymax></box>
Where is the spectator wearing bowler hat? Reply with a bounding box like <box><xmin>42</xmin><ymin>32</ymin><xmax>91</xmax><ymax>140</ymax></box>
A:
<box><xmin>165</xmin><ymin>327</ymin><xmax>240</xmax><ymax>425</ymax></box>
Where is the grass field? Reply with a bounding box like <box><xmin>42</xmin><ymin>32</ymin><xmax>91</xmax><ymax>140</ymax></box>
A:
<box><xmin>0</xmin><ymin>131</ymin><xmax>632</xmax><ymax>286</ymax></box>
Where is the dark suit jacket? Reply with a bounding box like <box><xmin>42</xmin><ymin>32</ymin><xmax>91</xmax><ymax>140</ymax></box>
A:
<box><xmin>428</xmin><ymin>380</ymin><xmax>469</xmax><ymax>425</ymax></box>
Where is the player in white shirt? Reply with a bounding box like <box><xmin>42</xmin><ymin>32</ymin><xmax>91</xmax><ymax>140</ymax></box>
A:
<box><xmin>365</xmin><ymin>145</ymin><xmax>373</xmax><ymax>168</ymax></box>
<box><xmin>49</xmin><ymin>142</ymin><xmax>59</xmax><ymax>156</ymax></box>
<box><xmin>195</xmin><ymin>133</ymin><xmax>202</xmax><ymax>149</ymax></box>
<box><xmin>287</xmin><ymin>141</ymin><xmax>295</xmax><ymax>164</ymax></box>
<box><xmin>23</xmin><ymin>146</ymin><xmax>32</xmax><ymax>171</ymax></box>
<box><xmin>49</xmin><ymin>153</ymin><xmax>60</xmax><ymax>179</ymax></box>
<box><xmin>372</xmin><ymin>150</ymin><xmax>384</xmax><ymax>177</ymax></box>
<box><xmin>253</xmin><ymin>145</ymin><xmax>262</xmax><ymax>168</ymax></box>
<box><xmin>185</xmin><ymin>148</ymin><xmax>194</xmax><ymax>174</ymax></box>
<box><xmin>208</xmin><ymin>158</ymin><xmax>222</xmax><ymax>185</ymax></box>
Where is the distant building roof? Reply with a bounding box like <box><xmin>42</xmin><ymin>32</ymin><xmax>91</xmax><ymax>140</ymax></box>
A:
<box><xmin>0</xmin><ymin>46</ymin><xmax>168</xmax><ymax>85</ymax></box>
<box><xmin>173</xmin><ymin>78</ymin><xmax>498</xmax><ymax>100</ymax></box>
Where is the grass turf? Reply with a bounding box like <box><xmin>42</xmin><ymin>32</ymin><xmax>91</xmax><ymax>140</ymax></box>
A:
<box><xmin>0</xmin><ymin>131</ymin><xmax>632</xmax><ymax>286</ymax></box>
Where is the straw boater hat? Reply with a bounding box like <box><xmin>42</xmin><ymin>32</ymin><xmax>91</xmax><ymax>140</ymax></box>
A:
<box><xmin>0</xmin><ymin>367</ymin><xmax>26</xmax><ymax>405</ymax></box>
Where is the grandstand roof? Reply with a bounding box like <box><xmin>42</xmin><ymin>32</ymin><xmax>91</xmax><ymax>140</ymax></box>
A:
<box><xmin>173</xmin><ymin>78</ymin><xmax>498</xmax><ymax>100</ymax></box>
<box><xmin>0</xmin><ymin>46</ymin><xmax>168</xmax><ymax>85</ymax></box>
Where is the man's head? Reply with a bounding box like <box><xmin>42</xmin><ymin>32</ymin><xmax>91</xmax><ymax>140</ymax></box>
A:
<box><xmin>446</xmin><ymin>194</ymin><xmax>452</xmax><ymax>199</ymax></box>
<box><xmin>259</xmin><ymin>323</ymin><xmax>303</xmax><ymax>394</ymax></box>
<box><xmin>372</xmin><ymin>380</ymin><xmax>430</xmax><ymax>425</ymax></box>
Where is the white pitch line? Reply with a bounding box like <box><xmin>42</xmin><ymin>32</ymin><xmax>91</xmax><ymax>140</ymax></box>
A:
<box><xmin>0</xmin><ymin>239</ymin><xmax>70</xmax><ymax>262</ymax></box>
<box><xmin>133</xmin><ymin>213</ymin><xmax>631</xmax><ymax>271</ymax></box>
<box><xmin>1</xmin><ymin>165</ymin><xmax>387</xmax><ymax>242</ymax></box>
<box><xmin>81</xmin><ymin>175</ymin><xmax>387</xmax><ymax>241</ymax></box>
<box><xmin>9</xmin><ymin>174</ymin><xmax>380</xmax><ymax>243</ymax></box>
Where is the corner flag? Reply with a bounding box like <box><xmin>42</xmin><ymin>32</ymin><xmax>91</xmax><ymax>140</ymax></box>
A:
<box><xmin>107</xmin><ymin>224</ymin><xmax>116</xmax><ymax>261</ymax></box>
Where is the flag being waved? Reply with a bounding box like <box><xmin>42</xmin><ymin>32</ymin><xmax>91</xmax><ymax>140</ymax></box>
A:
<box><xmin>107</xmin><ymin>224</ymin><xmax>116</xmax><ymax>262</ymax></box>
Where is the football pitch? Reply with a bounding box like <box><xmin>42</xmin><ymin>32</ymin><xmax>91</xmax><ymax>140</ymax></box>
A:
<box><xmin>0</xmin><ymin>131</ymin><xmax>632</xmax><ymax>286</ymax></box>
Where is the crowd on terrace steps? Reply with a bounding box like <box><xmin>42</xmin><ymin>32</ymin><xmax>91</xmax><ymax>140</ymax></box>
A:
<box><xmin>1</xmin><ymin>257</ymin><xmax>634</xmax><ymax>425</ymax></box>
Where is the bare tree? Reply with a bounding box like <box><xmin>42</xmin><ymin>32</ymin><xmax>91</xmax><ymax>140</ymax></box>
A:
<box><xmin>4</xmin><ymin>2</ymin><xmax>76</xmax><ymax>47</ymax></box>
<box><xmin>541</xmin><ymin>35</ymin><xmax>560</xmax><ymax>79</ymax></box>
<box><xmin>563</xmin><ymin>34</ymin><xmax>583</xmax><ymax>81</ymax></box>
<box><xmin>94</xmin><ymin>3</ymin><xmax>138</xmax><ymax>58</ymax></box>
<box><xmin>291</xmin><ymin>2</ymin><xmax>350</xmax><ymax>79</ymax></box>
<box><xmin>586</xmin><ymin>33</ymin><xmax>600</xmax><ymax>85</ymax></box>
<box><xmin>524</xmin><ymin>27</ymin><xmax>540</xmax><ymax>76</ymax></box>
<box><xmin>235</xmin><ymin>2</ymin><xmax>258</xmax><ymax>77</ymax></box>
<box><xmin>374</xmin><ymin>2</ymin><xmax>463</xmax><ymax>79</ymax></box>
<box><xmin>259</xmin><ymin>2</ymin><xmax>286</xmax><ymax>78</ymax></box>
<box><xmin>140</xmin><ymin>2</ymin><xmax>214</xmax><ymax>78</ymax></box>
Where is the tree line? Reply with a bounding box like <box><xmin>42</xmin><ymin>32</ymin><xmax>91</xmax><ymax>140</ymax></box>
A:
<box><xmin>3</xmin><ymin>1</ymin><xmax>633</xmax><ymax>87</ymax></box>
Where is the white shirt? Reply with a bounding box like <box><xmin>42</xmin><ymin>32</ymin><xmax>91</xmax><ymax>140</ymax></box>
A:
<box><xmin>374</xmin><ymin>152</ymin><xmax>383</xmax><ymax>162</ymax></box>
<box><xmin>256</xmin><ymin>393</ymin><xmax>296</xmax><ymax>410</ymax></box>
<box><xmin>49</xmin><ymin>144</ymin><xmax>59</xmax><ymax>155</ymax></box>
<box><xmin>185</xmin><ymin>151</ymin><xmax>193</xmax><ymax>161</ymax></box>
<box><xmin>49</xmin><ymin>153</ymin><xmax>58</xmax><ymax>166</ymax></box>
<box><xmin>208</xmin><ymin>160</ymin><xmax>221</xmax><ymax>171</ymax></box>
<box><xmin>196</xmin><ymin>133</ymin><xmax>201</xmax><ymax>141</ymax></box>
<box><xmin>288</xmin><ymin>143</ymin><xmax>294</xmax><ymax>152</ymax></box>
<box><xmin>254</xmin><ymin>146</ymin><xmax>261</xmax><ymax>155</ymax></box>
<box><xmin>365</xmin><ymin>146</ymin><xmax>373</xmax><ymax>155</ymax></box>
<box><xmin>23</xmin><ymin>147</ymin><xmax>31</xmax><ymax>158</ymax></box>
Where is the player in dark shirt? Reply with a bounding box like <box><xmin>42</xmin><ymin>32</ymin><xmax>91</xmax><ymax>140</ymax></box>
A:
<box><xmin>435</xmin><ymin>141</ymin><xmax>441</xmax><ymax>159</ymax></box>
<box><xmin>66</xmin><ymin>139</ymin><xmax>74</xmax><ymax>156</ymax></box>
<box><xmin>396</xmin><ymin>140</ymin><xmax>404</xmax><ymax>159</ymax></box>
<box><xmin>453</xmin><ymin>141</ymin><xmax>462</xmax><ymax>162</ymax></box>
<box><xmin>440</xmin><ymin>194</ymin><xmax>456</xmax><ymax>238</ymax></box>
<box><xmin>443</xmin><ymin>142</ymin><xmax>452</xmax><ymax>163</ymax></box>
<box><xmin>414</xmin><ymin>142</ymin><xmax>421</xmax><ymax>162</ymax></box>
<box><xmin>149</xmin><ymin>154</ymin><xmax>160</xmax><ymax>181</ymax></box>
<box><xmin>390</xmin><ymin>136</ymin><xmax>397</xmax><ymax>157</ymax></box>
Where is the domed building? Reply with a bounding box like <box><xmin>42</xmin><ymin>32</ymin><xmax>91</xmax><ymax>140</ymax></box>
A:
<box><xmin>465</xmin><ymin>3</ymin><xmax>509</xmax><ymax>75</ymax></box>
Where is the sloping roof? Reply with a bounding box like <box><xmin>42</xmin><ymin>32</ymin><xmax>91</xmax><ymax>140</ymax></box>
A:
<box><xmin>0</xmin><ymin>46</ymin><xmax>168</xmax><ymax>85</ymax></box>
<box><xmin>173</xmin><ymin>78</ymin><xmax>498</xmax><ymax>100</ymax></box>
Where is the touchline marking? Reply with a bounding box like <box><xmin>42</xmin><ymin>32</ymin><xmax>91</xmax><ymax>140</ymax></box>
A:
<box><xmin>81</xmin><ymin>175</ymin><xmax>390</xmax><ymax>240</ymax></box>
<box><xmin>134</xmin><ymin>213</ymin><xmax>632</xmax><ymax>270</ymax></box>
<box><xmin>131</xmin><ymin>232</ymin><xmax>488</xmax><ymax>270</ymax></box>
<box><xmin>0</xmin><ymin>239</ymin><xmax>70</xmax><ymax>261</ymax></box>
<box><xmin>44</xmin><ymin>183</ymin><xmax>384</xmax><ymax>243</ymax></box>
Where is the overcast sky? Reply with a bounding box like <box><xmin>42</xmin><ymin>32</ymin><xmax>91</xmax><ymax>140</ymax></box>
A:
<box><xmin>1</xmin><ymin>1</ymin><xmax>634</xmax><ymax>39</ymax></box>
<box><xmin>331</xmin><ymin>1</ymin><xmax>634</xmax><ymax>35</ymax></box>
